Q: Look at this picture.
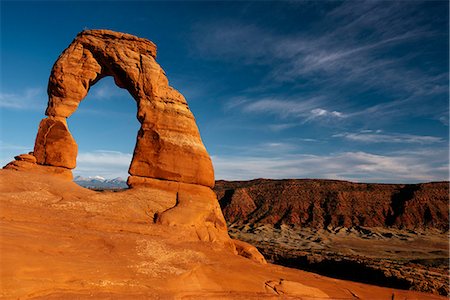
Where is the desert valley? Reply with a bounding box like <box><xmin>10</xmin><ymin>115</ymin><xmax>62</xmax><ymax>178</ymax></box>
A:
<box><xmin>216</xmin><ymin>179</ymin><xmax>449</xmax><ymax>296</ymax></box>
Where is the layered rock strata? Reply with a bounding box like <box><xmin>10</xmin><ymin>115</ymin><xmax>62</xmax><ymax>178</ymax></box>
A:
<box><xmin>215</xmin><ymin>179</ymin><xmax>449</xmax><ymax>230</ymax></box>
<box><xmin>215</xmin><ymin>179</ymin><xmax>450</xmax><ymax>295</ymax></box>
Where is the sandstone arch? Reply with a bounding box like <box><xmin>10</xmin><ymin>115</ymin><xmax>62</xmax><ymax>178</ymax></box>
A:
<box><xmin>3</xmin><ymin>29</ymin><xmax>267</xmax><ymax>262</ymax></box>
<box><xmin>32</xmin><ymin>29</ymin><xmax>214</xmax><ymax>188</ymax></box>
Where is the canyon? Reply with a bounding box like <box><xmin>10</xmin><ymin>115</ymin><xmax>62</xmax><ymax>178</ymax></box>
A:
<box><xmin>215</xmin><ymin>179</ymin><xmax>449</xmax><ymax>296</ymax></box>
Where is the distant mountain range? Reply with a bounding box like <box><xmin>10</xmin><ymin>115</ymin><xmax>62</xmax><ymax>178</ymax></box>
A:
<box><xmin>74</xmin><ymin>176</ymin><xmax>128</xmax><ymax>189</ymax></box>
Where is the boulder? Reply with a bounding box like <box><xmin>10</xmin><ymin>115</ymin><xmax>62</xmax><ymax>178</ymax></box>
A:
<box><xmin>232</xmin><ymin>239</ymin><xmax>267</xmax><ymax>264</ymax></box>
<box><xmin>33</xmin><ymin>117</ymin><xmax>77</xmax><ymax>169</ymax></box>
<box><xmin>14</xmin><ymin>153</ymin><xmax>37</xmax><ymax>164</ymax></box>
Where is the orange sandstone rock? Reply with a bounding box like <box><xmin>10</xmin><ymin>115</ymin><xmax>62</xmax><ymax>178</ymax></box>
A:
<box><xmin>35</xmin><ymin>29</ymin><xmax>214</xmax><ymax>188</ymax></box>
<box><xmin>233</xmin><ymin>239</ymin><xmax>267</xmax><ymax>264</ymax></box>
<box><xmin>128</xmin><ymin>176</ymin><xmax>234</xmax><ymax>249</ymax></box>
<box><xmin>33</xmin><ymin>117</ymin><xmax>77</xmax><ymax>169</ymax></box>
<box><xmin>14</xmin><ymin>153</ymin><xmax>36</xmax><ymax>163</ymax></box>
<box><xmin>2</xmin><ymin>170</ymin><xmax>445</xmax><ymax>299</ymax></box>
<box><xmin>3</xmin><ymin>29</ymin><xmax>264</xmax><ymax>265</ymax></box>
<box><xmin>4</xmin><ymin>156</ymin><xmax>73</xmax><ymax>180</ymax></box>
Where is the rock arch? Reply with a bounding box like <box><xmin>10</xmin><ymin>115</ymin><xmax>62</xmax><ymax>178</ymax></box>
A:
<box><xmin>32</xmin><ymin>30</ymin><xmax>214</xmax><ymax>188</ymax></box>
<box><xmin>3</xmin><ymin>30</ymin><xmax>267</xmax><ymax>262</ymax></box>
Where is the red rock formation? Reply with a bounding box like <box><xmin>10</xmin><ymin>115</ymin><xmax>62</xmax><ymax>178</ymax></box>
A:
<box><xmin>4</xmin><ymin>153</ymin><xmax>73</xmax><ymax>180</ymax></box>
<box><xmin>3</xmin><ymin>29</ymin><xmax>264</xmax><ymax>262</ymax></box>
<box><xmin>14</xmin><ymin>29</ymin><xmax>214</xmax><ymax>188</ymax></box>
<box><xmin>34</xmin><ymin>117</ymin><xmax>77</xmax><ymax>169</ymax></box>
<box><xmin>1</xmin><ymin>170</ymin><xmax>445</xmax><ymax>299</ymax></box>
<box><xmin>215</xmin><ymin>179</ymin><xmax>449</xmax><ymax>230</ymax></box>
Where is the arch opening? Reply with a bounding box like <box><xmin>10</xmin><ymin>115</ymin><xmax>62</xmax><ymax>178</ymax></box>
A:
<box><xmin>69</xmin><ymin>77</ymin><xmax>139</xmax><ymax>189</ymax></box>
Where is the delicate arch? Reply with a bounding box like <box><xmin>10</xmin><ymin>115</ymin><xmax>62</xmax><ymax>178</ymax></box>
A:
<box><xmin>33</xmin><ymin>30</ymin><xmax>214</xmax><ymax>188</ymax></box>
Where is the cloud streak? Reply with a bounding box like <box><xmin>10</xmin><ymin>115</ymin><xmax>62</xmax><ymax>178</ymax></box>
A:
<box><xmin>74</xmin><ymin>150</ymin><xmax>132</xmax><ymax>179</ymax></box>
<box><xmin>193</xmin><ymin>1</ymin><xmax>448</xmax><ymax>124</ymax></box>
<box><xmin>212</xmin><ymin>148</ymin><xmax>448</xmax><ymax>184</ymax></box>
<box><xmin>0</xmin><ymin>88</ymin><xmax>46</xmax><ymax>110</ymax></box>
<box><xmin>193</xmin><ymin>1</ymin><xmax>448</xmax><ymax>116</ymax></box>
<box><xmin>228</xmin><ymin>96</ymin><xmax>345</xmax><ymax>124</ymax></box>
<box><xmin>32</xmin><ymin>145</ymin><xmax>449</xmax><ymax>184</ymax></box>
<box><xmin>333</xmin><ymin>131</ymin><xmax>445</xmax><ymax>144</ymax></box>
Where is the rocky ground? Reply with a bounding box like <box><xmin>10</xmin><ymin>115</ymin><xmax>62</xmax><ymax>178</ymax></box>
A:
<box><xmin>215</xmin><ymin>179</ymin><xmax>450</xmax><ymax>296</ymax></box>
<box><xmin>228</xmin><ymin>224</ymin><xmax>449</xmax><ymax>296</ymax></box>
<box><xmin>4</xmin><ymin>170</ymin><xmax>446</xmax><ymax>299</ymax></box>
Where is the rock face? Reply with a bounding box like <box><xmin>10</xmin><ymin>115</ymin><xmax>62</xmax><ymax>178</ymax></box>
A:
<box><xmin>34</xmin><ymin>117</ymin><xmax>77</xmax><ymax>169</ymax></box>
<box><xmin>4</xmin><ymin>153</ymin><xmax>73</xmax><ymax>180</ymax></box>
<box><xmin>34</xmin><ymin>29</ymin><xmax>213</xmax><ymax>188</ymax></box>
<box><xmin>4</xmin><ymin>29</ymin><xmax>266</xmax><ymax>262</ymax></box>
<box><xmin>215</xmin><ymin>179</ymin><xmax>449</xmax><ymax>230</ymax></box>
<box><xmin>3</xmin><ymin>170</ymin><xmax>445</xmax><ymax>299</ymax></box>
<box><xmin>216</xmin><ymin>179</ymin><xmax>450</xmax><ymax>296</ymax></box>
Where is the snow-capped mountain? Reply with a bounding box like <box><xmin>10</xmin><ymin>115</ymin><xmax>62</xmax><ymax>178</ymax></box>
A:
<box><xmin>74</xmin><ymin>175</ymin><xmax>127</xmax><ymax>189</ymax></box>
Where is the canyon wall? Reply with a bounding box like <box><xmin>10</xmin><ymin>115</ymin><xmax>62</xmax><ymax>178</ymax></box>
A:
<box><xmin>215</xmin><ymin>179</ymin><xmax>449</xmax><ymax>230</ymax></box>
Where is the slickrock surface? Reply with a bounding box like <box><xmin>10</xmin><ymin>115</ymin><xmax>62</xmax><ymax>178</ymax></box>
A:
<box><xmin>215</xmin><ymin>179</ymin><xmax>450</xmax><ymax>296</ymax></box>
<box><xmin>0</xmin><ymin>170</ymin><xmax>445</xmax><ymax>299</ymax></box>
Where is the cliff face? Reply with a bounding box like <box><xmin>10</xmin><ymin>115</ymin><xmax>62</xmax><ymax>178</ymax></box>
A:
<box><xmin>214</xmin><ymin>179</ymin><xmax>449</xmax><ymax>230</ymax></box>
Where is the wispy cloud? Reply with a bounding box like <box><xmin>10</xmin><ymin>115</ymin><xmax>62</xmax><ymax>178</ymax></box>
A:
<box><xmin>308</xmin><ymin>108</ymin><xmax>344</xmax><ymax>120</ymax></box>
<box><xmin>74</xmin><ymin>150</ymin><xmax>132</xmax><ymax>179</ymax></box>
<box><xmin>333</xmin><ymin>130</ymin><xmax>445</xmax><ymax>144</ymax></box>
<box><xmin>0</xmin><ymin>78</ymin><xmax>131</xmax><ymax>112</ymax></box>
<box><xmin>228</xmin><ymin>97</ymin><xmax>345</xmax><ymax>124</ymax></box>
<box><xmin>192</xmin><ymin>2</ymin><xmax>448</xmax><ymax>133</ymax></box>
<box><xmin>345</xmin><ymin>93</ymin><xmax>449</xmax><ymax>125</ymax></box>
<box><xmin>268</xmin><ymin>123</ymin><xmax>297</xmax><ymax>132</ymax></box>
<box><xmin>193</xmin><ymin>1</ymin><xmax>448</xmax><ymax>102</ymax></box>
<box><xmin>1</xmin><ymin>148</ymin><xmax>133</xmax><ymax>179</ymax></box>
<box><xmin>0</xmin><ymin>141</ymin><xmax>33</xmax><ymax>168</ymax></box>
<box><xmin>0</xmin><ymin>140</ymin><xmax>32</xmax><ymax>151</ymax></box>
<box><xmin>212</xmin><ymin>148</ymin><xmax>448</xmax><ymax>183</ymax></box>
<box><xmin>0</xmin><ymin>88</ymin><xmax>46</xmax><ymax>110</ymax></box>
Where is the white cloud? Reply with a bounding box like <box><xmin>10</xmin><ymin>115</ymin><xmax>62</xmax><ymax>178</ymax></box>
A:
<box><xmin>74</xmin><ymin>150</ymin><xmax>132</xmax><ymax>179</ymax></box>
<box><xmin>260</xmin><ymin>142</ymin><xmax>298</xmax><ymax>152</ymax></box>
<box><xmin>4</xmin><ymin>145</ymin><xmax>445</xmax><ymax>184</ymax></box>
<box><xmin>229</xmin><ymin>97</ymin><xmax>344</xmax><ymax>123</ymax></box>
<box><xmin>193</xmin><ymin>2</ymin><xmax>447</xmax><ymax>101</ymax></box>
<box><xmin>212</xmin><ymin>149</ymin><xmax>448</xmax><ymax>183</ymax></box>
<box><xmin>333</xmin><ymin>131</ymin><xmax>445</xmax><ymax>144</ymax></box>
<box><xmin>1</xmin><ymin>148</ymin><xmax>132</xmax><ymax>179</ymax></box>
<box><xmin>308</xmin><ymin>108</ymin><xmax>344</xmax><ymax>120</ymax></box>
<box><xmin>243</xmin><ymin>98</ymin><xmax>321</xmax><ymax>116</ymax></box>
<box><xmin>0</xmin><ymin>88</ymin><xmax>46</xmax><ymax>110</ymax></box>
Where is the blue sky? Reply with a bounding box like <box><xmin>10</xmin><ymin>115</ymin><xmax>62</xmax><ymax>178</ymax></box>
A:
<box><xmin>1</xmin><ymin>1</ymin><xmax>448</xmax><ymax>183</ymax></box>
